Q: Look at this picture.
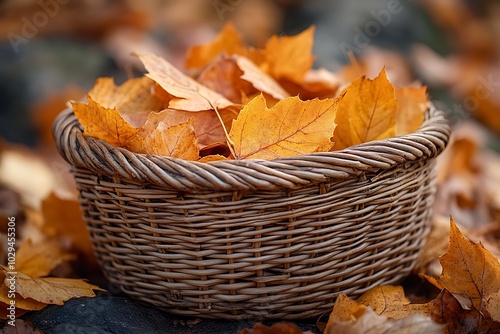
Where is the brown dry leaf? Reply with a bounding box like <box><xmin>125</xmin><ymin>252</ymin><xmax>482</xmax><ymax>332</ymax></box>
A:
<box><xmin>133</xmin><ymin>108</ymin><xmax>237</xmax><ymax>150</ymax></box>
<box><xmin>433</xmin><ymin>217</ymin><xmax>500</xmax><ymax>317</ymax></box>
<box><xmin>229</xmin><ymin>94</ymin><xmax>340</xmax><ymax>160</ymax></box>
<box><xmin>197</xmin><ymin>56</ymin><xmax>254</xmax><ymax>103</ymax></box>
<box><xmin>72</xmin><ymin>96</ymin><xmax>138</xmax><ymax>147</ymax></box>
<box><xmin>138</xmin><ymin>53</ymin><xmax>233</xmax><ymax>111</ymax></box>
<box><xmin>1</xmin><ymin>269</ymin><xmax>102</xmax><ymax>305</ymax></box>
<box><xmin>332</xmin><ymin>68</ymin><xmax>398</xmax><ymax>150</ymax></box>
<box><xmin>396</xmin><ymin>86</ymin><xmax>428</xmax><ymax>136</ymax></box>
<box><xmin>128</xmin><ymin>118</ymin><xmax>199</xmax><ymax>160</ymax></box>
<box><xmin>264</xmin><ymin>26</ymin><xmax>315</xmax><ymax>83</ymax></box>
<box><xmin>431</xmin><ymin>289</ymin><xmax>500</xmax><ymax>334</ymax></box>
<box><xmin>87</xmin><ymin>77</ymin><xmax>164</xmax><ymax>127</ymax></box>
<box><xmin>16</xmin><ymin>239</ymin><xmax>75</xmax><ymax>278</ymax></box>
<box><xmin>327</xmin><ymin>307</ymin><xmax>444</xmax><ymax>334</ymax></box>
<box><xmin>41</xmin><ymin>193</ymin><xmax>97</xmax><ymax>270</ymax></box>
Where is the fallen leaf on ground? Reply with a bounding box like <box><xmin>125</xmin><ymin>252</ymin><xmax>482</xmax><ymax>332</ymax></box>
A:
<box><xmin>327</xmin><ymin>307</ymin><xmax>444</xmax><ymax>334</ymax></box>
<box><xmin>41</xmin><ymin>193</ymin><xmax>97</xmax><ymax>270</ymax></box>
<box><xmin>0</xmin><ymin>286</ymin><xmax>47</xmax><ymax>312</ymax></box>
<box><xmin>16</xmin><ymin>239</ymin><xmax>75</xmax><ymax>278</ymax></box>
<box><xmin>427</xmin><ymin>217</ymin><xmax>500</xmax><ymax>318</ymax></box>
<box><xmin>1</xmin><ymin>268</ymin><xmax>102</xmax><ymax>305</ymax></box>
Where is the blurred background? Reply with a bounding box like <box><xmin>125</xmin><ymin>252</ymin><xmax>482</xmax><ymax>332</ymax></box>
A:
<box><xmin>1</xmin><ymin>0</ymin><xmax>500</xmax><ymax>145</ymax></box>
<box><xmin>1</xmin><ymin>0</ymin><xmax>500</xmax><ymax>277</ymax></box>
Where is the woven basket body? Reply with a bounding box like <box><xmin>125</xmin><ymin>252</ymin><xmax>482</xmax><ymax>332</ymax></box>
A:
<box><xmin>53</xmin><ymin>107</ymin><xmax>450</xmax><ymax>320</ymax></box>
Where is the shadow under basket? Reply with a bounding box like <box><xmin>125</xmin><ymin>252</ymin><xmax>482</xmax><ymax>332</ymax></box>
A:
<box><xmin>53</xmin><ymin>107</ymin><xmax>450</xmax><ymax>320</ymax></box>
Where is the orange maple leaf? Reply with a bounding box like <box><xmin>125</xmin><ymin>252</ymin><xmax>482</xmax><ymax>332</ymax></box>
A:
<box><xmin>229</xmin><ymin>94</ymin><xmax>340</xmax><ymax>160</ymax></box>
<box><xmin>332</xmin><ymin>68</ymin><xmax>398</xmax><ymax>150</ymax></box>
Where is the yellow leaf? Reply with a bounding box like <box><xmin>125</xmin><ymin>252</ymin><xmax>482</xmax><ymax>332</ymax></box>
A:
<box><xmin>1</xmin><ymin>269</ymin><xmax>103</xmax><ymax>305</ymax></box>
<box><xmin>0</xmin><ymin>271</ymin><xmax>47</xmax><ymax>312</ymax></box>
<box><xmin>229</xmin><ymin>94</ymin><xmax>339</xmax><ymax>160</ymax></box>
<box><xmin>0</xmin><ymin>287</ymin><xmax>46</xmax><ymax>312</ymax></box>
<box><xmin>72</xmin><ymin>96</ymin><xmax>138</xmax><ymax>147</ymax></box>
<box><xmin>332</xmin><ymin>68</ymin><xmax>398</xmax><ymax>150</ymax></box>
<box><xmin>17</xmin><ymin>239</ymin><xmax>75</xmax><ymax>278</ymax></box>
<box><xmin>396</xmin><ymin>86</ymin><xmax>428</xmax><ymax>136</ymax></box>
<box><xmin>264</xmin><ymin>26</ymin><xmax>315</xmax><ymax>83</ymax></box>
<box><xmin>128</xmin><ymin>118</ymin><xmax>199</xmax><ymax>160</ymax></box>
<box><xmin>436</xmin><ymin>216</ymin><xmax>500</xmax><ymax>313</ymax></box>
<box><xmin>138</xmin><ymin>53</ymin><xmax>233</xmax><ymax>112</ymax></box>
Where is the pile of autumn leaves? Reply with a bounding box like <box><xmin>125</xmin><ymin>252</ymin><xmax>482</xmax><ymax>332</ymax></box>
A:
<box><xmin>73</xmin><ymin>24</ymin><xmax>428</xmax><ymax>161</ymax></box>
<box><xmin>0</xmin><ymin>239</ymin><xmax>101</xmax><ymax>319</ymax></box>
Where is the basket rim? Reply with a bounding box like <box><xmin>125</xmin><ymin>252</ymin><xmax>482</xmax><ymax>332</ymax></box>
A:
<box><xmin>52</xmin><ymin>106</ymin><xmax>450</xmax><ymax>191</ymax></box>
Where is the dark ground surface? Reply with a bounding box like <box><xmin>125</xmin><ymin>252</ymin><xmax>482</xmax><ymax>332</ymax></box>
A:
<box><xmin>20</xmin><ymin>296</ymin><xmax>321</xmax><ymax>334</ymax></box>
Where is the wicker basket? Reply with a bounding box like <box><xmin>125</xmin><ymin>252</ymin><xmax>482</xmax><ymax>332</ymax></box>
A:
<box><xmin>53</xmin><ymin>106</ymin><xmax>450</xmax><ymax>320</ymax></box>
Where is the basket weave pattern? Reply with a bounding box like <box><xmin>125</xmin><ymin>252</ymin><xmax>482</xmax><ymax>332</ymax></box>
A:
<box><xmin>53</xmin><ymin>107</ymin><xmax>450</xmax><ymax>320</ymax></box>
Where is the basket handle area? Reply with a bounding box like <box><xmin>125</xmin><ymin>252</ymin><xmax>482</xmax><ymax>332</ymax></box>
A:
<box><xmin>52</xmin><ymin>107</ymin><xmax>450</xmax><ymax>191</ymax></box>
